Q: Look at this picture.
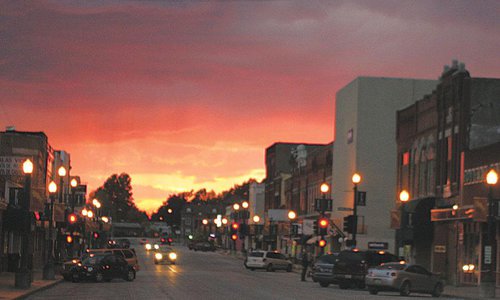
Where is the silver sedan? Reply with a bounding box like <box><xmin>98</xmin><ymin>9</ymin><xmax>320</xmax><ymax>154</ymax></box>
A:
<box><xmin>365</xmin><ymin>262</ymin><xmax>444</xmax><ymax>297</ymax></box>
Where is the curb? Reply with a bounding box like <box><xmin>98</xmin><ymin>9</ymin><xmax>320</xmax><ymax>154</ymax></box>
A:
<box><xmin>13</xmin><ymin>279</ymin><xmax>63</xmax><ymax>300</ymax></box>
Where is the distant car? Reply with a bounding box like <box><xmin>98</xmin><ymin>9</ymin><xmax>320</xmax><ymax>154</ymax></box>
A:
<box><xmin>311</xmin><ymin>253</ymin><xmax>339</xmax><ymax>287</ymax></box>
<box><xmin>365</xmin><ymin>262</ymin><xmax>444</xmax><ymax>297</ymax></box>
<box><xmin>244</xmin><ymin>250</ymin><xmax>293</xmax><ymax>272</ymax></box>
<box><xmin>192</xmin><ymin>242</ymin><xmax>216</xmax><ymax>252</ymax></box>
<box><xmin>68</xmin><ymin>253</ymin><xmax>135</xmax><ymax>282</ymax></box>
<box><xmin>154</xmin><ymin>246</ymin><xmax>178</xmax><ymax>265</ymax></box>
<box><xmin>332</xmin><ymin>249</ymin><xmax>401</xmax><ymax>289</ymax></box>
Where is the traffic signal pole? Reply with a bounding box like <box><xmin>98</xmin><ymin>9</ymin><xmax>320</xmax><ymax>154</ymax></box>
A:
<box><xmin>352</xmin><ymin>183</ymin><xmax>358</xmax><ymax>248</ymax></box>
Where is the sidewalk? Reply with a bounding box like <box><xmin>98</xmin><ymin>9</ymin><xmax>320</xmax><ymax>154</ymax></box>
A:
<box><xmin>442</xmin><ymin>285</ymin><xmax>500</xmax><ymax>299</ymax></box>
<box><xmin>0</xmin><ymin>270</ymin><xmax>63</xmax><ymax>300</ymax></box>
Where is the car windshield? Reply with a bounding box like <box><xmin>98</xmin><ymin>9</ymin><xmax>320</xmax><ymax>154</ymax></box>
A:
<box><xmin>248</xmin><ymin>252</ymin><xmax>264</xmax><ymax>257</ymax></box>
<box><xmin>82</xmin><ymin>254</ymin><xmax>105</xmax><ymax>265</ymax></box>
<box><xmin>338</xmin><ymin>251</ymin><xmax>365</xmax><ymax>262</ymax></box>
<box><xmin>316</xmin><ymin>254</ymin><xmax>337</xmax><ymax>264</ymax></box>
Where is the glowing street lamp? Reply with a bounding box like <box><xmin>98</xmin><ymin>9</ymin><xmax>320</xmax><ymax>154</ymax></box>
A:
<box><xmin>222</xmin><ymin>218</ymin><xmax>228</xmax><ymax>225</ymax></box>
<box><xmin>43</xmin><ymin>180</ymin><xmax>57</xmax><ymax>280</ymax></box>
<box><xmin>23</xmin><ymin>159</ymin><xmax>33</xmax><ymax>174</ymax></box>
<box><xmin>233</xmin><ymin>203</ymin><xmax>240</xmax><ymax>211</ymax></box>
<box><xmin>320</xmin><ymin>183</ymin><xmax>329</xmax><ymax>194</ymax></box>
<box><xmin>351</xmin><ymin>172</ymin><xmax>362</xmax><ymax>247</ymax></box>
<box><xmin>202</xmin><ymin>219</ymin><xmax>208</xmax><ymax>225</ymax></box>
<box><xmin>242</xmin><ymin>201</ymin><xmax>249</xmax><ymax>209</ymax></box>
<box><xmin>253</xmin><ymin>215</ymin><xmax>260</xmax><ymax>223</ymax></box>
<box><xmin>481</xmin><ymin>169</ymin><xmax>498</xmax><ymax>297</ymax></box>
<box><xmin>167</xmin><ymin>208</ymin><xmax>173</xmax><ymax>214</ymax></box>
<box><xmin>399</xmin><ymin>190</ymin><xmax>409</xmax><ymax>203</ymax></box>
<box><xmin>288</xmin><ymin>210</ymin><xmax>296</xmax><ymax>220</ymax></box>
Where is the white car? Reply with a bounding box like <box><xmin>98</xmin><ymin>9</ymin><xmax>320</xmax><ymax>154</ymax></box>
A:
<box><xmin>244</xmin><ymin>250</ymin><xmax>293</xmax><ymax>272</ymax></box>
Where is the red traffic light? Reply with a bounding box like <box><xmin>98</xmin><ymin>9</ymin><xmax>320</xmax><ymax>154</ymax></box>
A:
<box><xmin>168</xmin><ymin>238</ymin><xmax>173</xmax><ymax>243</ymax></box>
<box><xmin>231</xmin><ymin>234</ymin><xmax>238</xmax><ymax>241</ymax></box>
<box><xmin>93</xmin><ymin>232</ymin><xmax>100</xmax><ymax>239</ymax></box>
<box><xmin>66</xmin><ymin>235</ymin><xmax>73</xmax><ymax>244</ymax></box>
<box><xmin>232</xmin><ymin>223</ymin><xmax>239</xmax><ymax>230</ymax></box>
<box><xmin>318</xmin><ymin>239</ymin><xmax>327</xmax><ymax>248</ymax></box>
<box><xmin>319</xmin><ymin>218</ymin><xmax>328</xmax><ymax>228</ymax></box>
<box><xmin>68</xmin><ymin>213</ymin><xmax>77</xmax><ymax>224</ymax></box>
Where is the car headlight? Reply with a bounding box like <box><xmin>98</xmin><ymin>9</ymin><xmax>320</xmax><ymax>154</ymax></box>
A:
<box><xmin>87</xmin><ymin>267</ymin><xmax>93</xmax><ymax>272</ymax></box>
<box><xmin>155</xmin><ymin>253</ymin><xmax>163</xmax><ymax>260</ymax></box>
<box><xmin>145</xmin><ymin>243</ymin><xmax>152</xmax><ymax>250</ymax></box>
<box><xmin>154</xmin><ymin>244</ymin><xmax>160</xmax><ymax>250</ymax></box>
<box><xmin>169</xmin><ymin>252</ymin><xmax>177</xmax><ymax>260</ymax></box>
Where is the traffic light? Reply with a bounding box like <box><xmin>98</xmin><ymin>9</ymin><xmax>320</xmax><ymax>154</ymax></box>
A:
<box><xmin>68</xmin><ymin>213</ymin><xmax>77</xmax><ymax>224</ymax></box>
<box><xmin>319</xmin><ymin>217</ymin><xmax>328</xmax><ymax>236</ymax></box>
<box><xmin>230</xmin><ymin>223</ymin><xmax>239</xmax><ymax>235</ymax></box>
<box><xmin>231</xmin><ymin>234</ymin><xmax>238</xmax><ymax>241</ymax></box>
<box><xmin>167</xmin><ymin>237</ymin><xmax>173</xmax><ymax>245</ymax></box>
<box><xmin>343</xmin><ymin>215</ymin><xmax>355</xmax><ymax>234</ymax></box>
<box><xmin>93</xmin><ymin>232</ymin><xmax>100</xmax><ymax>239</ymax></box>
<box><xmin>66</xmin><ymin>235</ymin><xmax>74</xmax><ymax>244</ymax></box>
<box><xmin>318</xmin><ymin>239</ymin><xmax>327</xmax><ymax>248</ymax></box>
<box><xmin>313</xmin><ymin>220</ymin><xmax>318</xmax><ymax>235</ymax></box>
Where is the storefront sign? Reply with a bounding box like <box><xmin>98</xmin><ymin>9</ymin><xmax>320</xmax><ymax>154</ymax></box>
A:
<box><xmin>484</xmin><ymin>246</ymin><xmax>492</xmax><ymax>264</ymax></box>
<box><xmin>368</xmin><ymin>242</ymin><xmax>388</xmax><ymax>250</ymax></box>
<box><xmin>464</xmin><ymin>163</ymin><xmax>500</xmax><ymax>186</ymax></box>
<box><xmin>0</xmin><ymin>156</ymin><xmax>29</xmax><ymax>176</ymax></box>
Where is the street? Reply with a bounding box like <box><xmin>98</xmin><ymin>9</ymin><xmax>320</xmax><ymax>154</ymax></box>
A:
<box><xmin>26</xmin><ymin>238</ymin><xmax>464</xmax><ymax>300</ymax></box>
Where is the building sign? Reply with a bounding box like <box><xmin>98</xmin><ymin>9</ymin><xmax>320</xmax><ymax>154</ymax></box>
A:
<box><xmin>464</xmin><ymin>163</ymin><xmax>500</xmax><ymax>186</ymax></box>
<box><xmin>484</xmin><ymin>246</ymin><xmax>492</xmax><ymax>264</ymax></box>
<box><xmin>0</xmin><ymin>156</ymin><xmax>29</xmax><ymax>176</ymax></box>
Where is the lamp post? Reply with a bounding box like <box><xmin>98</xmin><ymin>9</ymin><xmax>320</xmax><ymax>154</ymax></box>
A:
<box><xmin>253</xmin><ymin>215</ymin><xmax>261</xmax><ymax>250</ymax></box>
<box><xmin>58</xmin><ymin>166</ymin><xmax>66</xmax><ymax>204</ymax></box>
<box><xmin>70</xmin><ymin>178</ymin><xmax>78</xmax><ymax>213</ymax></box>
<box><xmin>481</xmin><ymin>169</ymin><xmax>498</xmax><ymax>298</ymax></box>
<box><xmin>15</xmin><ymin>159</ymin><xmax>33</xmax><ymax>288</ymax></box>
<box><xmin>288</xmin><ymin>210</ymin><xmax>296</xmax><ymax>257</ymax></box>
<box><xmin>399</xmin><ymin>190</ymin><xmax>409</xmax><ymax>258</ymax></box>
<box><xmin>43</xmin><ymin>181</ymin><xmax>57</xmax><ymax>280</ymax></box>
<box><xmin>351</xmin><ymin>173</ymin><xmax>362</xmax><ymax>248</ymax></box>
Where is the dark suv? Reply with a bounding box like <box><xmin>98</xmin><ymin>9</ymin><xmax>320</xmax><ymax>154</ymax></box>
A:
<box><xmin>311</xmin><ymin>253</ymin><xmax>339</xmax><ymax>287</ymax></box>
<box><xmin>332</xmin><ymin>249</ymin><xmax>400</xmax><ymax>289</ymax></box>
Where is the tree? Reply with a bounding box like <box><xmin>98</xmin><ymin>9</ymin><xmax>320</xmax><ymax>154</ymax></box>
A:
<box><xmin>89</xmin><ymin>173</ymin><xmax>147</xmax><ymax>223</ymax></box>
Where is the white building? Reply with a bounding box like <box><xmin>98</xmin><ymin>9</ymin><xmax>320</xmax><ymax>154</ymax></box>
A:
<box><xmin>331</xmin><ymin>76</ymin><xmax>437</xmax><ymax>252</ymax></box>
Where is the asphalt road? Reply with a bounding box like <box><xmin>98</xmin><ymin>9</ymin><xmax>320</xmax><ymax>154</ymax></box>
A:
<box><xmin>27</xmin><ymin>238</ymin><xmax>463</xmax><ymax>300</ymax></box>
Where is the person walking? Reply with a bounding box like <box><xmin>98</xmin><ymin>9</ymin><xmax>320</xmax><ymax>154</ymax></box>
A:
<box><xmin>301</xmin><ymin>250</ymin><xmax>310</xmax><ymax>281</ymax></box>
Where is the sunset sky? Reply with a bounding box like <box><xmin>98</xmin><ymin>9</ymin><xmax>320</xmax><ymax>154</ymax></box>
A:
<box><xmin>1</xmin><ymin>1</ymin><xmax>499</xmax><ymax>213</ymax></box>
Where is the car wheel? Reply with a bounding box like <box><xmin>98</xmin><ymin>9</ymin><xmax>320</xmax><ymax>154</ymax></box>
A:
<box><xmin>95</xmin><ymin>272</ymin><xmax>104</xmax><ymax>283</ymax></box>
<box><xmin>339</xmin><ymin>282</ymin><xmax>350</xmax><ymax>289</ymax></box>
<box><xmin>286</xmin><ymin>264</ymin><xmax>292</xmax><ymax>272</ymax></box>
<box><xmin>400</xmin><ymin>281</ymin><xmax>411</xmax><ymax>296</ymax></box>
<box><xmin>266</xmin><ymin>264</ymin><xmax>274</xmax><ymax>272</ymax></box>
<box><xmin>126</xmin><ymin>270</ymin><xmax>135</xmax><ymax>281</ymax></box>
<box><xmin>369</xmin><ymin>288</ymin><xmax>378</xmax><ymax>295</ymax></box>
<box><xmin>319</xmin><ymin>282</ymin><xmax>330</xmax><ymax>288</ymax></box>
<box><xmin>432</xmin><ymin>283</ymin><xmax>443</xmax><ymax>297</ymax></box>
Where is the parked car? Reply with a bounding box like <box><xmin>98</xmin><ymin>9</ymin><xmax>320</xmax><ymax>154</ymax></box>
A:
<box><xmin>311</xmin><ymin>253</ymin><xmax>339</xmax><ymax>287</ymax></box>
<box><xmin>332</xmin><ymin>249</ymin><xmax>401</xmax><ymax>289</ymax></box>
<box><xmin>244</xmin><ymin>250</ymin><xmax>293</xmax><ymax>272</ymax></box>
<box><xmin>192</xmin><ymin>241</ymin><xmax>216</xmax><ymax>252</ymax></box>
<box><xmin>154</xmin><ymin>246</ymin><xmax>178</xmax><ymax>265</ymax></box>
<box><xmin>86</xmin><ymin>248</ymin><xmax>140</xmax><ymax>272</ymax></box>
<box><xmin>365</xmin><ymin>262</ymin><xmax>444</xmax><ymax>297</ymax></box>
<box><xmin>68</xmin><ymin>253</ymin><xmax>135</xmax><ymax>282</ymax></box>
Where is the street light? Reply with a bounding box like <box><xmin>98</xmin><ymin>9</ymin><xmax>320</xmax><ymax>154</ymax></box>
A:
<box><xmin>242</xmin><ymin>201</ymin><xmax>249</xmax><ymax>209</ymax></box>
<box><xmin>481</xmin><ymin>169</ymin><xmax>498</xmax><ymax>298</ymax></box>
<box><xmin>351</xmin><ymin>173</ymin><xmax>362</xmax><ymax>247</ymax></box>
<box><xmin>288</xmin><ymin>210</ymin><xmax>296</xmax><ymax>220</ymax></box>
<box><xmin>43</xmin><ymin>181</ymin><xmax>57</xmax><ymax>280</ymax></box>
<box><xmin>15</xmin><ymin>159</ymin><xmax>33</xmax><ymax>288</ymax></box>
<box><xmin>233</xmin><ymin>203</ymin><xmax>240</xmax><ymax>211</ymax></box>
<box><xmin>58</xmin><ymin>166</ymin><xmax>66</xmax><ymax>204</ymax></box>
<box><xmin>167</xmin><ymin>208</ymin><xmax>173</xmax><ymax>214</ymax></box>
<box><xmin>70</xmin><ymin>178</ymin><xmax>78</xmax><ymax>213</ymax></box>
<box><xmin>253</xmin><ymin>215</ymin><xmax>260</xmax><ymax>223</ymax></box>
<box><xmin>320</xmin><ymin>183</ymin><xmax>330</xmax><ymax>194</ymax></box>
